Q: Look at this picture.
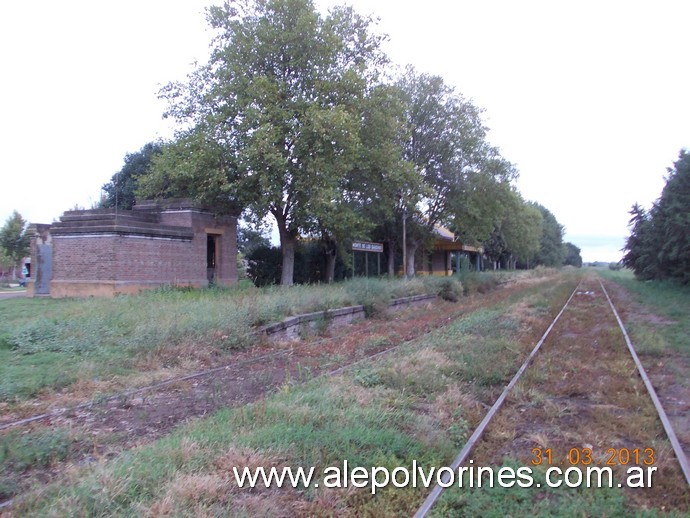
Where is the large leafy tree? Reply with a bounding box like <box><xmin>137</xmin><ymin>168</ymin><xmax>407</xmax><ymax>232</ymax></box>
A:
<box><xmin>531</xmin><ymin>203</ymin><xmax>565</xmax><ymax>267</ymax></box>
<box><xmin>0</xmin><ymin>211</ymin><xmax>30</xmax><ymax>278</ymax></box>
<box><xmin>562</xmin><ymin>242</ymin><xmax>583</xmax><ymax>267</ymax></box>
<box><xmin>101</xmin><ymin>142</ymin><xmax>162</xmax><ymax>210</ymax></box>
<box><xmin>485</xmin><ymin>191</ymin><xmax>543</xmax><ymax>269</ymax></box>
<box><xmin>353</xmin><ymin>84</ymin><xmax>419</xmax><ymax>277</ymax></box>
<box><xmin>504</xmin><ymin>199</ymin><xmax>543</xmax><ymax>267</ymax></box>
<box><xmin>144</xmin><ymin>0</ymin><xmax>386</xmax><ymax>285</ymax></box>
<box><xmin>396</xmin><ymin>68</ymin><xmax>510</xmax><ymax>275</ymax></box>
<box><xmin>654</xmin><ymin>150</ymin><xmax>690</xmax><ymax>283</ymax></box>
<box><xmin>623</xmin><ymin>150</ymin><xmax>690</xmax><ymax>283</ymax></box>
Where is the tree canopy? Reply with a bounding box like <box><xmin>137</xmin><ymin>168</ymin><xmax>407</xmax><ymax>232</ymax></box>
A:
<box><xmin>531</xmin><ymin>203</ymin><xmax>565</xmax><ymax>267</ymax></box>
<box><xmin>140</xmin><ymin>0</ymin><xmax>388</xmax><ymax>285</ymax></box>
<box><xmin>136</xmin><ymin>0</ymin><xmax>572</xmax><ymax>283</ymax></box>
<box><xmin>101</xmin><ymin>143</ymin><xmax>162</xmax><ymax>210</ymax></box>
<box><xmin>0</xmin><ymin>211</ymin><xmax>30</xmax><ymax>275</ymax></box>
<box><xmin>562</xmin><ymin>242</ymin><xmax>583</xmax><ymax>268</ymax></box>
<box><xmin>623</xmin><ymin>150</ymin><xmax>690</xmax><ymax>284</ymax></box>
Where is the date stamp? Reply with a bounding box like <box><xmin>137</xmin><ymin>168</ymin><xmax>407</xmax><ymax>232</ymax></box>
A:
<box><xmin>531</xmin><ymin>447</ymin><xmax>655</xmax><ymax>467</ymax></box>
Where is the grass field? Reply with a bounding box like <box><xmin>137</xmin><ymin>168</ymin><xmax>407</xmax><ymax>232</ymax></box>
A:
<box><xmin>0</xmin><ymin>274</ymin><xmax>499</xmax><ymax>403</ymax></box>
<box><xmin>5</xmin><ymin>268</ymin><xmax>688</xmax><ymax>515</ymax></box>
<box><xmin>599</xmin><ymin>268</ymin><xmax>690</xmax><ymax>357</ymax></box>
<box><xmin>10</xmin><ymin>271</ymin><xmax>578</xmax><ymax>515</ymax></box>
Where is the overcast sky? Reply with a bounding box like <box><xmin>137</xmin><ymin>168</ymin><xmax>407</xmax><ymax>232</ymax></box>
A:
<box><xmin>1</xmin><ymin>1</ymin><xmax>688</xmax><ymax>262</ymax></box>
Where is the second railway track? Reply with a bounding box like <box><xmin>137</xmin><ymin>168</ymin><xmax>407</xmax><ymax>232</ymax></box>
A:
<box><xmin>416</xmin><ymin>275</ymin><xmax>689</xmax><ymax>516</ymax></box>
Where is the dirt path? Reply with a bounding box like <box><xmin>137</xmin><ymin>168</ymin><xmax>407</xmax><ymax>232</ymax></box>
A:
<box><xmin>466</xmin><ymin>276</ymin><xmax>688</xmax><ymax>510</ymax></box>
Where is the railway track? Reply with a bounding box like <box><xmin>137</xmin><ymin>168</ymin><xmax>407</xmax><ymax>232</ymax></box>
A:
<box><xmin>0</xmin><ymin>285</ymin><xmax>506</xmax><ymax>510</ymax></box>
<box><xmin>414</xmin><ymin>277</ymin><xmax>689</xmax><ymax>516</ymax></box>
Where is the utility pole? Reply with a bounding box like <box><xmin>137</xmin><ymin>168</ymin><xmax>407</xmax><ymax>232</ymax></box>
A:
<box><xmin>398</xmin><ymin>189</ymin><xmax>407</xmax><ymax>279</ymax></box>
<box><xmin>402</xmin><ymin>205</ymin><xmax>407</xmax><ymax>279</ymax></box>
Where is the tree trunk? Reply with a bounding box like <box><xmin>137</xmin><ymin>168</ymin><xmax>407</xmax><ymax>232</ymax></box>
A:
<box><xmin>272</xmin><ymin>207</ymin><xmax>298</xmax><ymax>286</ymax></box>
<box><xmin>323</xmin><ymin>239</ymin><xmax>337</xmax><ymax>284</ymax></box>
<box><xmin>386</xmin><ymin>241</ymin><xmax>395</xmax><ymax>277</ymax></box>
<box><xmin>280</xmin><ymin>234</ymin><xmax>296</xmax><ymax>286</ymax></box>
<box><xmin>406</xmin><ymin>241</ymin><xmax>418</xmax><ymax>277</ymax></box>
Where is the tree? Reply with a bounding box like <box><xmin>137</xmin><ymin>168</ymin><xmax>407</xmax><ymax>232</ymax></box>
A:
<box><xmin>101</xmin><ymin>143</ymin><xmax>162</xmax><ymax>209</ymax></box>
<box><xmin>0</xmin><ymin>211</ymin><xmax>30</xmax><ymax>279</ymax></box>
<box><xmin>482</xmin><ymin>192</ymin><xmax>543</xmax><ymax>270</ymax></box>
<box><xmin>621</xmin><ymin>203</ymin><xmax>656</xmax><ymax>279</ymax></box>
<box><xmin>147</xmin><ymin>0</ymin><xmax>386</xmax><ymax>286</ymax></box>
<box><xmin>623</xmin><ymin>150</ymin><xmax>690</xmax><ymax>283</ymax></box>
<box><xmin>531</xmin><ymin>203</ymin><xmax>565</xmax><ymax>267</ymax></box>
<box><xmin>654</xmin><ymin>150</ymin><xmax>690</xmax><ymax>283</ymax></box>
<box><xmin>237</xmin><ymin>223</ymin><xmax>271</xmax><ymax>255</ymax></box>
<box><xmin>396</xmin><ymin>68</ymin><xmax>510</xmax><ymax>275</ymax></box>
<box><xmin>351</xmin><ymin>83</ymin><xmax>419</xmax><ymax>277</ymax></box>
<box><xmin>497</xmin><ymin>192</ymin><xmax>543</xmax><ymax>268</ymax></box>
<box><xmin>562</xmin><ymin>242</ymin><xmax>583</xmax><ymax>267</ymax></box>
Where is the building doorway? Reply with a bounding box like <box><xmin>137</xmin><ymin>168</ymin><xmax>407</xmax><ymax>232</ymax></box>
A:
<box><xmin>207</xmin><ymin>234</ymin><xmax>218</xmax><ymax>285</ymax></box>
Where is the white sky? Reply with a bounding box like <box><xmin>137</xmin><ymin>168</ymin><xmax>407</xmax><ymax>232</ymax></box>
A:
<box><xmin>1</xmin><ymin>0</ymin><xmax>688</xmax><ymax>263</ymax></box>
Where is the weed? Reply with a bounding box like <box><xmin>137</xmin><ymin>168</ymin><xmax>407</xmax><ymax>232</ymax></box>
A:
<box><xmin>353</xmin><ymin>369</ymin><xmax>384</xmax><ymax>388</ymax></box>
<box><xmin>0</xmin><ymin>428</ymin><xmax>73</xmax><ymax>471</ymax></box>
<box><xmin>436</xmin><ymin>278</ymin><xmax>463</xmax><ymax>302</ymax></box>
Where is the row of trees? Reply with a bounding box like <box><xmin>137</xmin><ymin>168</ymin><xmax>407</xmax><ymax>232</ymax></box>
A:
<box><xmin>102</xmin><ymin>0</ymin><xmax>579</xmax><ymax>284</ymax></box>
<box><xmin>623</xmin><ymin>150</ymin><xmax>690</xmax><ymax>284</ymax></box>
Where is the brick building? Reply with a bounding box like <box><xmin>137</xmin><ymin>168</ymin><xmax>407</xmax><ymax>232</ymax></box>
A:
<box><xmin>27</xmin><ymin>199</ymin><xmax>237</xmax><ymax>298</ymax></box>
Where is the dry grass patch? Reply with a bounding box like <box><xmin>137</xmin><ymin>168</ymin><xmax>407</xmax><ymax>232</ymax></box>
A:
<box><xmin>432</xmin><ymin>384</ymin><xmax>484</xmax><ymax>429</ymax></box>
<box><xmin>142</xmin><ymin>473</ymin><xmax>230</xmax><ymax>516</ymax></box>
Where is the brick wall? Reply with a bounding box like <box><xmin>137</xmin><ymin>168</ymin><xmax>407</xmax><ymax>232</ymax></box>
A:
<box><xmin>43</xmin><ymin>204</ymin><xmax>238</xmax><ymax>297</ymax></box>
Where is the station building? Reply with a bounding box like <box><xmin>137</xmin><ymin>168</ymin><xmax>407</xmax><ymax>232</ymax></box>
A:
<box><xmin>27</xmin><ymin>198</ymin><xmax>238</xmax><ymax>298</ymax></box>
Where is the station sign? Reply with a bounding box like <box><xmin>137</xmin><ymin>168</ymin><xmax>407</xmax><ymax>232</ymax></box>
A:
<box><xmin>352</xmin><ymin>241</ymin><xmax>383</xmax><ymax>253</ymax></box>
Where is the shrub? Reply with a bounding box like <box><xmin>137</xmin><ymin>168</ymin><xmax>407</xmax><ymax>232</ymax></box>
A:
<box><xmin>436</xmin><ymin>278</ymin><xmax>463</xmax><ymax>302</ymax></box>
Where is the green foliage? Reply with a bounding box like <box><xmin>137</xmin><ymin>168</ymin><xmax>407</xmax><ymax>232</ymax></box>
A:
<box><xmin>436</xmin><ymin>277</ymin><xmax>463</xmax><ymax>302</ymax></box>
<box><xmin>16</xmin><ymin>275</ymin><xmax>629</xmax><ymax>516</ymax></box>
<box><xmin>246</xmin><ymin>242</ymin><xmax>350</xmax><ymax>286</ymax></box>
<box><xmin>623</xmin><ymin>150</ymin><xmax>690</xmax><ymax>284</ymax></box>
<box><xmin>503</xmin><ymin>194</ymin><xmax>544</xmax><ymax>263</ymax></box>
<box><xmin>390</xmin><ymin>68</ymin><xmax>516</xmax><ymax>274</ymax></box>
<box><xmin>100</xmin><ymin>142</ymin><xmax>162</xmax><ymax>210</ymax></box>
<box><xmin>531</xmin><ymin>203</ymin><xmax>565</xmax><ymax>267</ymax></box>
<box><xmin>562</xmin><ymin>242</ymin><xmax>583</xmax><ymax>267</ymax></box>
<box><xmin>0</xmin><ymin>428</ymin><xmax>73</xmax><ymax>470</ymax></box>
<box><xmin>434</xmin><ymin>461</ymin><xmax>629</xmax><ymax>517</ymax></box>
<box><xmin>0</xmin><ymin>210</ymin><xmax>30</xmax><ymax>268</ymax></box>
<box><xmin>600</xmin><ymin>268</ymin><xmax>690</xmax><ymax>355</ymax></box>
<box><xmin>246</xmin><ymin>244</ymin><xmax>283</xmax><ymax>286</ymax></box>
<box><xmin>0</xmin><ymin>276</ymin><xmax>454</xmax><ymax>399</ymax></box>
<box><xmin>236</xmin><ymin>222</ymin><xmax>271</xmax><ymax>255</ymax></box>
<box><xmin>144</xmin><ymin>0</ymin><xmax>388</xmax><ymax>285</ymax></box>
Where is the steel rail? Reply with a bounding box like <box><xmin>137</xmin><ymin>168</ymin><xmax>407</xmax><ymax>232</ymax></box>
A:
<box><xmin>0</xmin><ymin>296</ymin><xmax>475</xmax><ymax>433</ymax></box>
<box><xmin>599</xmin><ymin>279</ymin><xmax>690</xmax><ymax>486</ymax></box>
<box><xmin>0</xmin><ymin>349</ymin><xmax>292</xmax><ymax>432</ymax></box>
<box><xmin>0</xmin><ymin>292</ymin><xmax>478</xmax><ymax>510</ymax></box>
<box><xmin>413</xmin><ymin>283</ymin><xmax>581</xmax><ymax>518</ymax></box>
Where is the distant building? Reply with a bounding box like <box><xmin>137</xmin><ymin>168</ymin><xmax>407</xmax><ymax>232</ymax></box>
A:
<box><xmin>421</xmin><ymin>225</ymin><xmax>483</xmax><ymax>275</ymax></box>
<box><xmin>425</xmin><ymin>225</ymin><xmax>483</xmax><ymax>275</ymax></box>
<box><xmin>27</xmin><ymin>199</ymin><xmax>237</xmax><ymax>298</ymax></box>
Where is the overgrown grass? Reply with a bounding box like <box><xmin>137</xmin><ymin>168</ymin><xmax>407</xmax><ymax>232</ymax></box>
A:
<box><xmin>432</xmin><ymin>463</ymin><xmax>636</xmax><ymax>517</ymax></box>
<box><xmin>598</xmin><ymin>269</ymin><xmax>690</xmax><ymax>356</ymax></box>
<box><xmin>0</xmin><ymin>276</ymin><xmax>470</xmax><ymax>402</ymax></box>
<box><xmin>0</xmin><ymin>427</ymin><xmax>82</xmax><ymax>501</ymax></box>
<box><xmin>12</xmin><ymin>273</ymin><xmax>630</xmax><ymax>516</ymax></box>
